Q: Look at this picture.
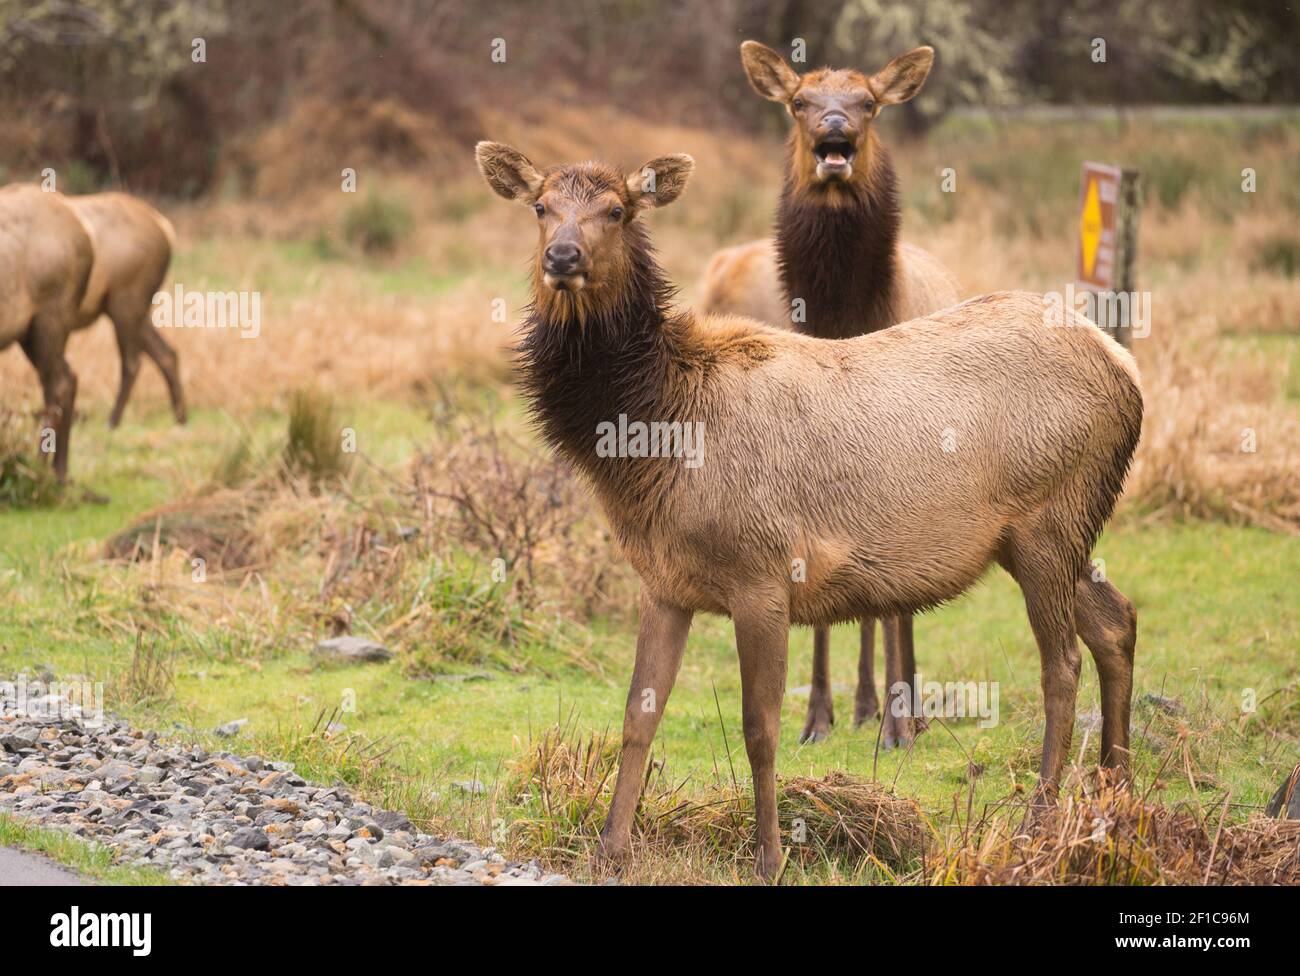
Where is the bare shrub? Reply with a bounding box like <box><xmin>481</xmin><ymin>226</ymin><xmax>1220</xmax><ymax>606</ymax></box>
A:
<box><xmin>415</xmin><ymin>421</ymin><xmax>635</xmax><ymax>621</ymax></box>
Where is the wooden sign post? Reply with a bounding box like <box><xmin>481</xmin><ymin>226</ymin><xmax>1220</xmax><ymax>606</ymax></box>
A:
<box><xmin>1076</xmin><ymin>162</ymin><xmax>1142</xmax><ymax>347</ymax></box>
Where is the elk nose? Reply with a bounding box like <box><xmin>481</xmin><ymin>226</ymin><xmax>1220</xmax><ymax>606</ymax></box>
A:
<box><xmin>544</xmin><ymin>241</ymin><xmax>582</xmax><ymax>274</ymax></box>
<box><xmin>822</xmin><ymin>113</ymin><xmax>848</xmax><ymax>131</ymax></box>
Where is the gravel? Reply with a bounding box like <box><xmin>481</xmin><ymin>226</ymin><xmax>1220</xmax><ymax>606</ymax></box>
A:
<box><xmin>0</xmin><ymin>680</ymin><xmax>570</xmax><ymax>886</ymax></box>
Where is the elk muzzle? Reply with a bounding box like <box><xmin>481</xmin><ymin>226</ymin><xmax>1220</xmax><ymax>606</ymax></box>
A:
<box><xmin>811</xmin><ymin>115</ymin><xmax>859</xmax><ymax>182</ymax></box>
<box><xmin>542</xmin><ymin>234</ymin><xmax>588</xmax><ymax>291</ymax></box>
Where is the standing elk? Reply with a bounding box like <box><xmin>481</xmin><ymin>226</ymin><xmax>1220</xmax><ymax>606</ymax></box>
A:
<box><xmin>701</xmin><ymin>42</ymin><xmax>962</xmax><ymax>747</ymax></box>
<box><xmin>476</xmin><ymin>141</ymin><xmax>1141</xmax><ymax>879</ymax></box>
<box><xmin>68</xmin><ymin>192</ymin><xmax>186</xmax><ymax>428</ymax></box>
<box><xmin>0</xmin><ymin>185</ymin><xmax>94</xmax><ymax>480</ymax></box>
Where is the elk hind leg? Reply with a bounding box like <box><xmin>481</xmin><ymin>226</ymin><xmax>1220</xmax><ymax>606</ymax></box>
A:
<box><xmin>799</xmin><ymin>626</ymin><xmax>834</xmax><ymax>744</ymax></box>
<box><xmin>1075</xmin><ymin>572</ymin><xmax>1137</xmax><ymax>775</ymax></box>
<box><xmin>1001</xmin><ymin>532</ymin><xmax>1083</xmax><ymax>796</ymax></box>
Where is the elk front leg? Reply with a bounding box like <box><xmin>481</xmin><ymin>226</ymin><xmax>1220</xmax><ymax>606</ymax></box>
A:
<box><xmin>799</xmin><ymin>626</ymin><xmax>834</xmax><ymax>743</ymax></box>
<box><xmin>734</xmin><ymin>597</ymin><xmax>790</xmax><ymax>881</ymax></box>
<box><xmin>597</xmin><ymin>592</ymin><xmax>692</xmax><ymax>865</ymax></box>
<box><xmin>21</xmin><ymin>328</ymin><xmax>77</xmax><ymax>482</ymax></box>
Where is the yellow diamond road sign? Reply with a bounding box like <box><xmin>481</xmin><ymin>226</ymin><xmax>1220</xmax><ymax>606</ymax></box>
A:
<box><xmin>1076</xmin><ymin>162</ymin><xmax>1122</xmax><ymax>290</ymax></box>
<box><xmin>1080</xmin><ymin>177</ymin><xmax>1103</xmax><ymax>279</ymax></box>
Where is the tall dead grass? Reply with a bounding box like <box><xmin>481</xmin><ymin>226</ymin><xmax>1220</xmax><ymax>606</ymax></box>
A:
<box><xmin>2</xmin><ymin>111</ymin><xmax>1297</xmax><ymax>533</ymax></box>
<box><xmin>98</xmin><ymin>394</ymin><xmax>630</xmax><ymax>673</ymax></box>
<box><xmin>494</xmin><ymin>720</ymin><xmax>1298</xmax><ymax>885</ymax></box>
<box><xmin>504</xmin><ymin>719</ymin><xmax>933</xmax><ymax>882</ymax></box>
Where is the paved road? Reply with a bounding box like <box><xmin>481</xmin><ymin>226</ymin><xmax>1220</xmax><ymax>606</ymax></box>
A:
<box><xmin>0</xmin><ymin>846</ymin><xmax>83</xmax><ymax>886</ymax></box>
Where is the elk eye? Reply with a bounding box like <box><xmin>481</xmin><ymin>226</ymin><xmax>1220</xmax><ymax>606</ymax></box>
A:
<box><xmin>863</xmin><ymin>99</ymin><xmax>875</xmax><ymax>112</ymax></box>
<box><xmin>792</xmin><ymin>98</ymin><xmax>804</xmax><ymax>111</ymax></box>
<box><xmin>609</xmin><ymin>206</ymin><xmax>624</xmax><ymax>221</ymax></box>
<box><xmin>533</xmin><ymin>203</ymin><xmax>545</xmax><ymax>217</ymax></box>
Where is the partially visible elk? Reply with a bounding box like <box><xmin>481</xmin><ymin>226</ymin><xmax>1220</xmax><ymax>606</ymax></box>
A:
<box><xmin>477</xmin><ymin>142</ymin><xmax>1142</xmax><ymax>879</ymax></box>
<box><xmin>68</xmin><ymin>193</ymin><xmax>186</xmax><ymax>427</ymax></box>
<box><xmin>702</xmin><ymin>41</ymin><xmax>961</xmax><ymax>747</ymax></box>
<box><xmin>0</xmin><ymin>185</ymin><xmax>94</xmax><ymax>480</ymax></box>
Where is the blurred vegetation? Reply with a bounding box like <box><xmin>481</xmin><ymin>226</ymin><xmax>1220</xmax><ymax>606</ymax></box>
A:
<box><xmin>0</xmin><ymin>411</ymin><xmax>61</xmax><ymax>509</ymax></box>
<box><xmin>1</xmin><ymin>0</ymin><xmax>1296</xmax><ymax>197</ymax></box>
<box><xmin>343</xmin><ymin>190</ymin><xmax>414</xmax><ymax>255</ymax></box>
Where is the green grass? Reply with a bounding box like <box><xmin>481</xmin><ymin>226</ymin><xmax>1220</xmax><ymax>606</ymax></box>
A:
<box><xmin>0</xmin><ymin>401</ymin><xmax>1296</xmax><ymax>883</ymax></box>
<box><xmin>0</xmin><ymin>813</ymin><xmax>176</xmax><ymax>885</ymax></box>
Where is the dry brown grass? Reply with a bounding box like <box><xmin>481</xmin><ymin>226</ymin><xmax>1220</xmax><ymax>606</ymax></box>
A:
<box><xmin>492</xmin><ymin>720</ymin><xmax>1299</xmax><ymax>885</ymax></box>
<box><xmin>937</xmin><ymin>770</ymin><xmax>1300</xmax><ymax>886</ymax></box>
<box><xmin>96</xmin><ymin>397</ymin><xmax>630</xmax><ymax>672</ymax></box>
<box><xmin>504</xmin><ymin>720</ymin><xmax>934</xmax><ymax>882</ymax></box>
<box><xmin>2</xmin><ymin>110</ymin><xmax>1298</xmax><ymax>534</ymax></box>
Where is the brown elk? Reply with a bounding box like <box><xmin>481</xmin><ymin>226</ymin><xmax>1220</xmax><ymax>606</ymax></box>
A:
<box><xmin>476</xmin><ymin>141</ymin><xmax>1141</xmax><ymax>880</ymax></box>
<box><xmin>68</xmin><ymin>193</ymin><xmax>186</xmax><ymax>428</ymax></box>
<box><xmin>0</xmin><ymin>185</ymin><xmax>94</xmax><ymax>480</ymax></box>
<box><xmin>702</xmin><ymin>41</ymin><xmax>962</xmax><ymax>746</ymax></box>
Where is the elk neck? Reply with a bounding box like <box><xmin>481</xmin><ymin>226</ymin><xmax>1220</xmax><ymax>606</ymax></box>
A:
<box><xmin>775</xmin><ymin>133</ymin><xmax>901</xmax><ymax>339</ymax></box>
<box><xmin>514</xmin><ymin>221</ymin><xmax>689</xmax><ymax>521</ymax></box>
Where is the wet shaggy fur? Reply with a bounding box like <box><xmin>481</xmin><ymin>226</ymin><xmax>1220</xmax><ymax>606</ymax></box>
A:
<box><xmin>0</xmin><ymin>185</ymin><xmax>95</xmax><ymax>479</ymax></box>
<box><xmin>485</xmin><ymin>149</ymin><xmax>1142</xmax><ymax>878</ymax></box>
<box><xmin>522</xmin><ymin>259</ymin><xmax>1142</xmax><ymax>626</ymax></box>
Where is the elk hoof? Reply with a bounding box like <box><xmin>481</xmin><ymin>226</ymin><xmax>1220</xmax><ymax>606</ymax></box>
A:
<box><xmin>853</xmin><ymin>695</ymin><xmax>879</xmax><ymax>725</ymax></box>
<box><xmin>799</xmin><ymin>703</ymin><xmax>834</xmax><ymax>743</ymax></box>
<box><xmin>594</xmin><ymin>831</ymin><xmax>631</xmax><ymax>869</ymax></box>
<box><xmin>753</xmin><ymin>845</ymin><xmax>783</xmax><ymax>882</ymax></box>
<box><xmin>880</xmin><ymin>715</ymin><xmax>915</xmax><ymax>750</ymax></box>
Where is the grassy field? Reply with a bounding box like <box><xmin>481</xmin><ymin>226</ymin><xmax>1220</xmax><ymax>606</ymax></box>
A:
<box><xmin>1</xmin><ymin>400</ymin><xmax>1295</xmax><ymax>883</ymax></box>
<box><xmin>1</xmin><ymin>111</ymin><xmax>1298</xmax><ymax>883</ymax></box>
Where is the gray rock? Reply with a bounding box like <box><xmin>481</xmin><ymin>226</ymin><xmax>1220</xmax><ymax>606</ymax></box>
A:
<box><xmin>1141</xmin><ymin>693</ymin><xmax>1184</xmax><ymax>715</ymax></box>
<box><xmin>213</xmin><ymin>719</ymin><xmax>248</xmax><ymax>738</ymax></box>
<box><xmin>228</xmin><ymin>827</ymin><xmax>271</xmax><ymax>851</ymax></box>
<box><xmin>0</xmin><ymin>675</ymin><xmax>573</xmax><ymax>888</ymax></box>
<box><xmin>312</xmin><ymin>636</ymin><xmax>393</xmax><ymax>665</ymax></box>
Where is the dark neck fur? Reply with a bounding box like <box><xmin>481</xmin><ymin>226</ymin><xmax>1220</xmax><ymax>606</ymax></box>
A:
<box><xmin>515</xmin><ymin>223</ymin><xmax>683</xmax><ymax>508</ymax></box>
<box><xmin>774</xmin><ymin>144</ymin><xmax>901</xmax><ymax>339</ymax></box>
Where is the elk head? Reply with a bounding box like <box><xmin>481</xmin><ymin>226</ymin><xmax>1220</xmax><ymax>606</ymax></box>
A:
<box><xmin>740</xmin><ymin>41</ymin><xmax>933</xmax><ymax>189</ymax></box>
<box><xmin>475</xmin><ymin>142</ymin><xmax>693</xmax><ymax>299</ymax></box>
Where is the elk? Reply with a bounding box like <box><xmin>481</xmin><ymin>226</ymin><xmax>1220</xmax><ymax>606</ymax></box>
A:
<box><xmin>701</xmin><ymin>41</ymin><xmax>962</xmax><ymax>747</ymax></box>
<box><xmin>0</xmin><ymin>185</ymin><xmax>94</xmax><ymax>480</ymax></box>
<box><xmin>476</xmin><ymin>141</ymin><xmax>1141</xmax><ymax>880</ymax></box>
<box><xmin>68</xmin><ymin>192</ymin><xmax>186</xmax><ymax>428</ymax></box>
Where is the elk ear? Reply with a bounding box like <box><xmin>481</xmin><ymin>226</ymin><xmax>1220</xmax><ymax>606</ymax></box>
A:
<box><xmin>740</xmin><ymin>41</ymin><xmax>800</xmax><ymax>102</ymax></box>
<box><xmin>626</xmin><ymin>154</ymin><xmax>694</xmax><ymax>210</ymax></box>
<box><xmin>475</xmin><ymin>141</ymin><xmax>544</xmax><ymax>202</ymax></box>
<box><xmin>869</xmin><ymin>46</ymin><xmax>934</xmax><ymax>106</ymax></box>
